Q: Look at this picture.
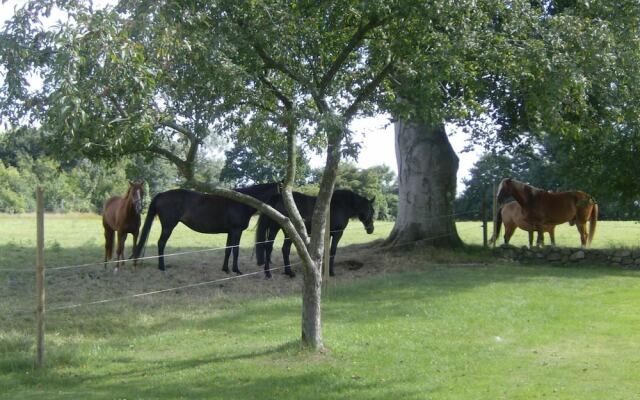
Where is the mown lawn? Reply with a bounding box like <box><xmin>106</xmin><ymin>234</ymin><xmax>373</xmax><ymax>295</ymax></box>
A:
<box><xmin>1</xmin><ymin>214</ymin><xmax>640</xmax><ymax>399</ymax></box>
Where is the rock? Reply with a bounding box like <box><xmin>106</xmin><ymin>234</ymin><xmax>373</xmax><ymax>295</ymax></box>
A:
<box><xmin>569</xmin><ymin>250</ymin><xmax>585</xmax><ymax>261</ymax></box>
<box><xmin>614</xmin><ymin>250</ymin><xmax>632</xmax><ymax>258</ymax></box>
<box><xmin>547</xmin><ymin>253</ymin><xmax>563</xmax><ymax>262</ymax></box>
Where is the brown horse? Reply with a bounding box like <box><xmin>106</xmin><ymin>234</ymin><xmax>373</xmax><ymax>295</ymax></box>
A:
<box><xmin>489</xmin><ymin>201</ymin><xmax>556</xmax><ymax>247</ymax></box>
<box><xmin>102</xmin><ymin>181</ymin><xmax>145</xmax><ymax>271</ymax></box>
<box><xmin>496</xmin><ymin>178</ymin><xmax>598</xmax><ymax>248</ymax></box>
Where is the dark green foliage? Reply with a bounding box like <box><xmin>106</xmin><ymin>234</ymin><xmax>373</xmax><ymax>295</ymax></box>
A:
<box><xmin>305</xmin><ymin>163</ymin><xmax>398</xmax><ymax>220</ymax></box>
<box><xmin>219</xmin><ymin>132</ymin><xmax>311</xmax><ymax>186</ymax></box>
<box><xmin>456</xmin><ymin>150</ymin><xmax>640</xmax><ymax>220</ymax></box>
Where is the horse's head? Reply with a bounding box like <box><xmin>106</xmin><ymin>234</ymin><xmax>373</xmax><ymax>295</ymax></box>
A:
<box><xmin>128</xmin><ymin>180</ymin><xmax>145</xmax><ymax>215</ymax></box>
<box><xmin>496</xmin><ymin>178</ymin><xmax>513</xmax><ymax>204</ymax></box>
<box><xmin>358</xmin><ymin>196</ymin><xmax>375</xmax><ymax>234</ymax></box>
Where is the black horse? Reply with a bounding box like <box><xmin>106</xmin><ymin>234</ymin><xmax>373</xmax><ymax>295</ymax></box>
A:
<box><xmin>255</xmin><ymin>190</ymin><xmax>375</xmax><ymax>278</ymax></box>
<box><xmin>134</xmin><ymin>182</ymin><xmax>280</xmax><ymax>273</ymax></box>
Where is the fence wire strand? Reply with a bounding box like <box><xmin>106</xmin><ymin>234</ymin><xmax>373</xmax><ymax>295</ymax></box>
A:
<box><xmin>0</xmin><ymin>209</ymin><xmax>479</xmax><ymax>274</ymax></box>
<box><xmin>2</xmin><ymin>223</ymin><xmax>481</xmax><ymax>319</ymax></box>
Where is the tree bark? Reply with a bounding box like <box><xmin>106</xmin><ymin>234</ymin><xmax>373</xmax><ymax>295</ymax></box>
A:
<box><xmin>385</xmin><ymin>119</ymin><xmax>462</xmax><ymax>248</ymax></box>
<box><xmin>301</xmin><ymin>254</ymin><xmax>323</xmax><ymax>348</ymax></box>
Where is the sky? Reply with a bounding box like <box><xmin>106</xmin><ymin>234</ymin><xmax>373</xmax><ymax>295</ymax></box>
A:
<box><xmin>0</xmin><ymin>0</ymin><xmax>481</xmax><ymax>193</ymax></box>
<box><xmin>343</xmin><ymin>116</ymin><xmax>480</xmax><ymax>193</ymax></box>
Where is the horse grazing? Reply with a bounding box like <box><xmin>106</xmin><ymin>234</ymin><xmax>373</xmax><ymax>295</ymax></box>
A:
<box><xmin>496</xmin><ymin>178</ymin><xmax>598</xmax><ymax>248</ymax></box>
<box><xmin>133</xmin><ymin>182</ymin><xmax>280</xmax><ymax>273</ymax></box>
<box><xmin>102</xmin><ymin>181</ymin><xmax>145</xmax><ymax>271</ymax></box>
<box><xmin>489</xmin><ymin>201</ymin><xmax>556</xmax><ymax>247</ymax></box>
<box><xmin>255</xmin><ymin>190</ymin><xmax>375</xmax><ymax>278</ymax></box>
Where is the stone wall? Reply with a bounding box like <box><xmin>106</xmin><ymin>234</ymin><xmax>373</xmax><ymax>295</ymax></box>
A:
<box><xmin>495</xmin><ymin>245</ymin><xmax>640</xmax><ymax>268</ymax></box>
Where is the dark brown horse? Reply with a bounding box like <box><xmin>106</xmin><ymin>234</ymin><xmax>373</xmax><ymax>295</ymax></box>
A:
<box><xmin>102</xmin><ymin>181</ymin><xmax>145</xmax><ymax>271</ymax></box>
<box><xmin>255</xmin><ymin>190</ymin><xmax>375</xmax><ymax>278</ymax></box>
<box><xmin>133</xmin><ymin>182</ymin><xmax>281</xmax><ymax>273</ymax></box>
<box><xmin>489</xmin><ymin>201</ymin><xmax>556</xmax><ymax>247</ymax></box>
<box><xmin>496</xmin><ymin>178</ymin><xmax>598</xmax><ymax>248</ymax></box>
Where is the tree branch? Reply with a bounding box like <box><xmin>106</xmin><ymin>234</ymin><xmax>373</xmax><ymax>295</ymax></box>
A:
<box><xmin>107</xmin><ymin>93</ymin><xmax>128</xmax><ymax>119</ymax></box>
<box><xmin>253</xmin><ymin>42</ymin><xmax>311</xmax><ymax>88</ymax></box>
<box><xmin>344</xmin><ymin>60</ymin><xmax>394</xmax><ymax>121</ymax></box>
<box><xmin>158</xmin><ymin>120</ymin><xmax>199</xmax><ymax>143</ymax></box>
<box><xmin>318</xmin><ymin>16</ymin><xmax>384</xmax><ymax>94</ymax></box>
<box><xmin>258</xmin><ymin>75</ymin><xmax>293</xmax><ymax>109</ymax></box>
<box><xmin>148</xmin><ymin>144</ymin><xmax>188</xmax><ymax>175</ymax></box>
<box><xmin>281</xmin><ymin>112</ymin><xmax>311</xmax><ymax>246</ymax></box>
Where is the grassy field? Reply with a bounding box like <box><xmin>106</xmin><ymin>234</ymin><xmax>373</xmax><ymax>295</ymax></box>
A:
<box><xmin>1</xmin><ymin>213</ymin><xmax>640</xmax><ymax>399</ymax></box>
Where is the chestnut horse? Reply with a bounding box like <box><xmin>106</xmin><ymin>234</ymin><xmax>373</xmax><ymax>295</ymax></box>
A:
<box><xmin>496</xmin><ymin>178</ymin><xmax>598</xmax><ymax>248</ymax></box>
<box><xmin>489</xmin><ymin>201</ymin><xmax>556</xmax><ymax>247</ymax></box>
<box><xmin>102</xmin><ymin>181</ymin><xmax>145</xmax><ymax>271</ymax></box>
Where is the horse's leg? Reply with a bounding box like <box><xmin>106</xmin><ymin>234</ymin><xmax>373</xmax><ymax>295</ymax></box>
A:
<box><xmin>536</xmin><ymin>230</ymin><xmax>544</xmax><ymax>247</ymax></box>
<box><xmin>282</xmin><ymin>237</ymin><xmax>295</xmax><ymax>278</ymax></box>
<box><xmin>157</xmin><ymin>225</ymin><xmax>176</xmax><ymax>271</ymax></box>
<box><xmin>103</xmin><ymin>226</ymin><xmax>114</xmax><ymax>269</ymax></box>
<box><xmin>130</xmin><ymin>232</ymin><xmax>139</xmax><ymax>267</ymax></box>
<box><xmin>528</xmin><ymin>230</ymin><xmax>534</xmax><ymax>247</ymax></box>
<box><xmin>229</xmin><ymin>230</ymin><xmax>242</xmax><ymax>275</ymax></box>
<box><xmin>263</xmin><ymin>227</ymin><xmax>279</xmax><ymax>279</ymax></box>
<box><xmin>504</xmin><ymin>224</ymin><xmax>515</xmax><ymax>245</ymax></box>
<box><xmin>222</xmin><ymin>234</ymin><xmax>233</xmax><ymax>274</ymax></box>
<box><xmin>329</xmin><ymin>231</ymin><xmax>343</xmax><ymax>276</ymax></box>
<box><xmin>576</xmin><ymin>222</ymin><xmax>588</xmax><ymax>248</ymax></box>
<box><xmin>115</xmin><ymin>231</ymin><xmax>127</xmax><ymax>273</ymax></box>
<box><xmin>549</xmin><ymin>228</ymin><xmax>556</xmax><ymax>247</ymax></box>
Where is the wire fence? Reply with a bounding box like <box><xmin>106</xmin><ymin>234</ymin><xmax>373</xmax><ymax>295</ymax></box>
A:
<box><xmin>0</xmin><ymin>210</ymin><xmax>479</xmax><ymax>274</ymax></box>
<box><xmin>1</xmin><ymin>213</ymin><xmax>481</xmax><ymax>321</ymax></box>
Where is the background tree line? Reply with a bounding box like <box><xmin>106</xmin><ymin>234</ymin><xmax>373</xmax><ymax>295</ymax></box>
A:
<box><xmin>0</xmin><ymin>127</ymin><xmax>398</xmax><ymax>218</ymax></box>
<box><xmin>456</xmin><ymin>147</ymin><xmax>640</xmax><ymax>221</ymax></box>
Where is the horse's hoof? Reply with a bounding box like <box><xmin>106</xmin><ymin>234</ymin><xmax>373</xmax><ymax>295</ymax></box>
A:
<box><xmin>264</xmin><ymin>273</ymin><xmax>272</xmax><ymax>279</ymax></box>
<box><xmin>233</xmin><ymin>269</ymin><xmax>243</xmax><ymax>275</ymax></box>
<box><xmin>284</xmin><ymin>270</ymin><xmax>296</xmax><ymax>278</ymax></box>
<box><xmin>222</xmin><ymin>268</ymin><xmax>229</xmax><ymax>274</ymax></box>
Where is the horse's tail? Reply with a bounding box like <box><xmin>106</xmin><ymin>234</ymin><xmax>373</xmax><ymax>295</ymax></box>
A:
<box><xmin>134</xmin><ymin>194</ymin><xmax>158</xmax><ymax>259</ymax></box>
<box><xmin>588</xmin><ymin>202</ymin><xmax>598</xmax><ymax>246</ymax></box>
<box><xmin>255</xmin><ymin>213</ymin><xmax>271</xmax><ymax>266</ymax></box>
<box><xmin>489</xmin><ymin>205</ymin><xmax>503</xmax><ymax>247</ymax></box>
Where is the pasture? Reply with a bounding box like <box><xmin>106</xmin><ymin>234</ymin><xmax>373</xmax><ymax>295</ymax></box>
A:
<box><xmin>2</xmin><ymin>213</ymin><xmax>640</xmax><ymax>399</ymax></box>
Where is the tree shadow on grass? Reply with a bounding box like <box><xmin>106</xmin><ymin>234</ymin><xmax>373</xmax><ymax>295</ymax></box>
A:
<box><xmin>1</xmin><ymin>338</ymin><xmax>426</xmax><ymax>400</ymax></box>
<box><xmin>3</xmin><ymin>242</ymin><xmax>640</xmax><ymax>399</ymax></box>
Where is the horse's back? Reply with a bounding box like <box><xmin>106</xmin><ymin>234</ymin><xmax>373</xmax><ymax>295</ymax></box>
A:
<box><xmin>158</xmin><ymin>189</ymin><xmax>256</xmax><ymax>233</ymax></box>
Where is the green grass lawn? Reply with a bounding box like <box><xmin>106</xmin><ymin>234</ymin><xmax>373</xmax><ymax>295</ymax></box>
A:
<box><xmin>1</xmin><ymin>214</ymin><xmax>640</xmax><ymax>399</ymax></box>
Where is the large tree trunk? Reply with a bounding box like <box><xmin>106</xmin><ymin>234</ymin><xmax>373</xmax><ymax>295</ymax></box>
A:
<box><xmin>385</xmin><ymin>119</ymin><xmax>462</xmax><ymax>248</ymax></box>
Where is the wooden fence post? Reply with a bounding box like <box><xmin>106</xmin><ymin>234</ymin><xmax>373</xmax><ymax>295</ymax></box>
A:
<box><xmin>35</xmin><ymin>186</ymin><xmax>45</xmax><ymax>369</ymax></box>
<box><xmin>482</xmin><ymin>195</ymin><xmax>488</xmax><ymax>248</ymax></box>
<box><xmin>492</xmin><ymin>182</ymin><xmax>498</xmax><ymax>248</ymax></box>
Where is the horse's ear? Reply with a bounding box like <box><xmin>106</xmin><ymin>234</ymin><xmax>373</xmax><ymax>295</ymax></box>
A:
<box><xmin>129</xmin><ymin>180</ymin><xmax>134</xmax><ymax>186</ymax></box>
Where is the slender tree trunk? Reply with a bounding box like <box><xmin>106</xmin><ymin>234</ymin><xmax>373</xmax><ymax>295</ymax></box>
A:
<box><xmin>385</xmin><ymin>119</ymin><xmax>462</xmax><ymax>248</ymax></box>
<box><xmin>301</xmin><ymin>255</ymin><xmax>323</xmax><ymax>348</ymax></box>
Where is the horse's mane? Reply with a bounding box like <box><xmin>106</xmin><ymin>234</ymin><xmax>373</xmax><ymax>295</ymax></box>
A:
<box><xmin>502</xmin><ymin>178</ymin><xmax>546</xmax><ymax>195</ymax></box>
<box><xmin>334</xmin><ymin>189</ymin><xmax>367</xmax><ymax>202</ymax></box>
<box><xmin>234</xmin><ymin>181</ymin><xmax>278</xmax><ymax>194</ymax></box>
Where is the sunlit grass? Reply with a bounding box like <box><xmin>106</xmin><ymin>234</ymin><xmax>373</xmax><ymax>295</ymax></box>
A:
<box><xmin>1</xmin><ymin>214</ymin><xmax>640</xmax><ymax>399</ymax></box>
<box><xmin>457</xmin><ymin>220</ymin><xmax>640</xmax><ymax>249</ymax></box>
